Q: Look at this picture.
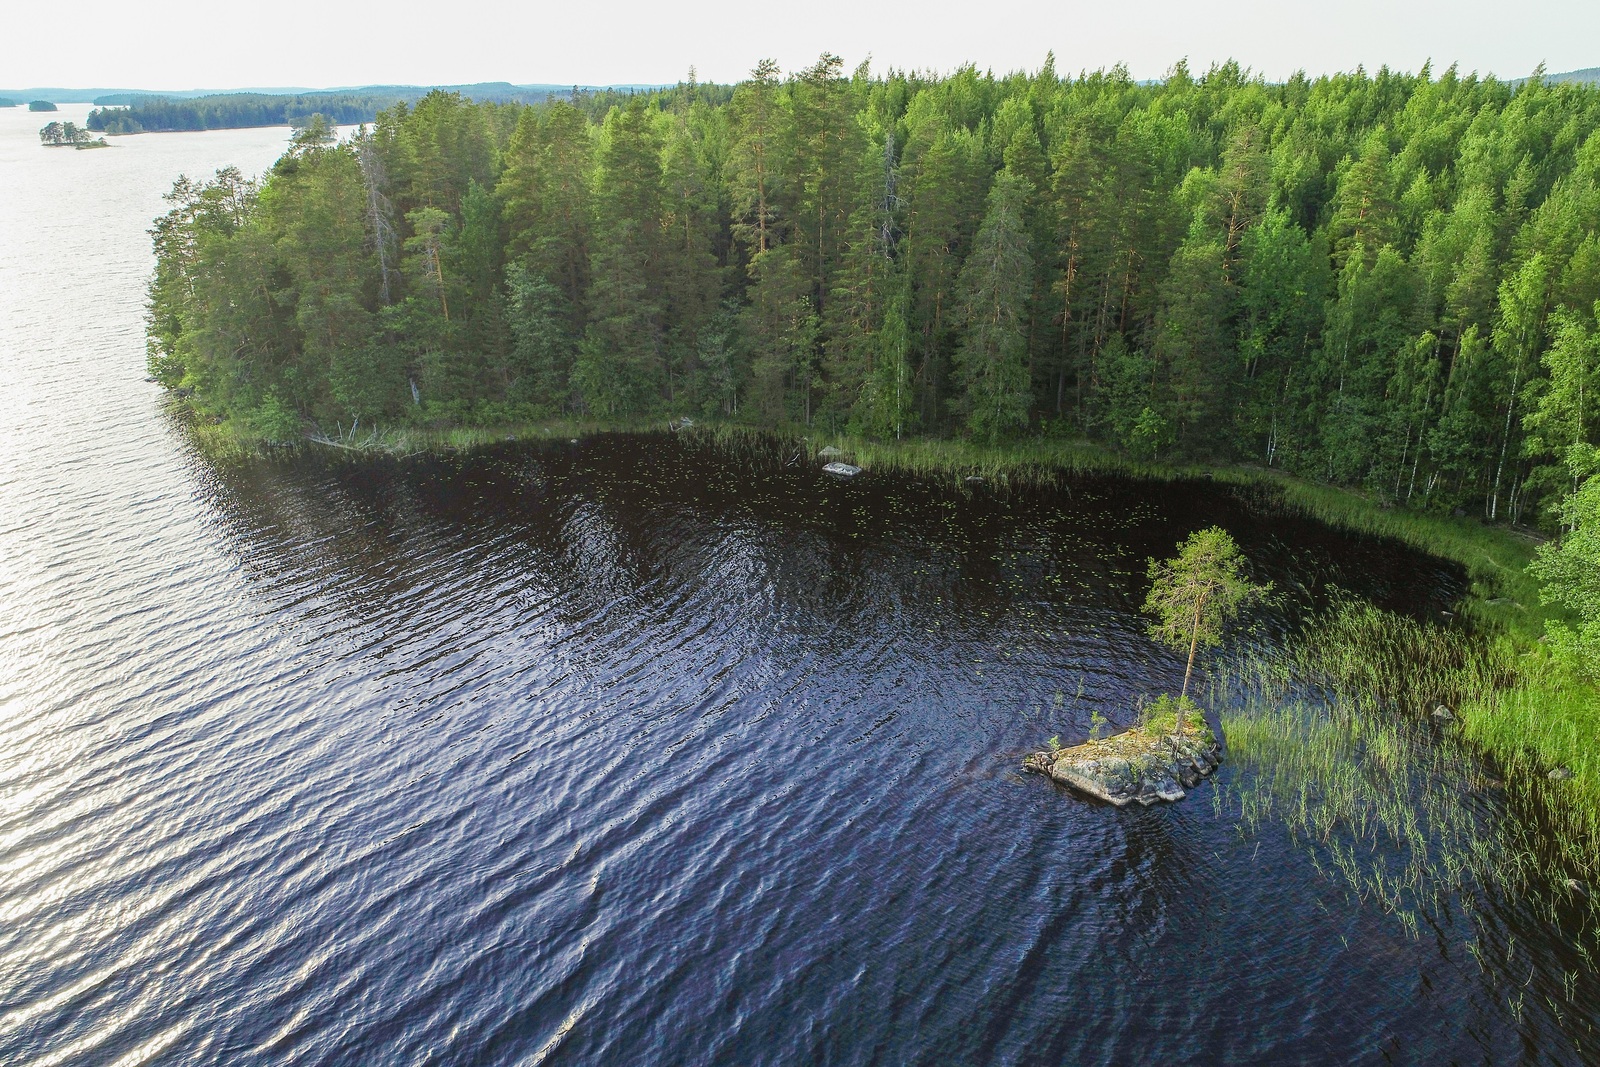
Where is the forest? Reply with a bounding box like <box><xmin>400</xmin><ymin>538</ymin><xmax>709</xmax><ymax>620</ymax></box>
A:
<box><xmin>88</xmin><ymin>93</ymin><xmax>396</xmax><ymax>134</ymax></box>
<box><xmin>148</xmin><ymin>57</ymin><xmax>1600</xmax><ymax>531</ymax></box>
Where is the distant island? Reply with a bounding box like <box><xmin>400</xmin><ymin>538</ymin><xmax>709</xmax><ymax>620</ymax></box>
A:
<box><xmin>28</xmin><ymin>100</ymin><xmax>58</xmax><ymax>112</ymax></box>
<box><xmin>39</xmin><ymin>121</ymin><xmax>108</xmax><ymax>149</ymax></box>
<box><xmin>0</xmin><ymin>97</ymin><xmax>16</xmax><ymax>108</ymax></box>
<box><xmin>90</xmin><ymin>92</ymin><xmax>396</xmax><ymax>134</ymax></box>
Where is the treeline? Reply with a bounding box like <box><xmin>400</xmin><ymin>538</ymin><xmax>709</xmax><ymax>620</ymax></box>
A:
<box><xmin>89</xmin><ymin>93</ymin><xmax>394</xmax><ymax>134</ymax></box>
<box><xmin>149</xmin><ymin>57</ymin><xmax>1600</xmax><ymax>526</ymax></box>
<box><xmin>87</xmin><ymin>83</ymin><xmax>641</xmax><ymax>135</ymax></box>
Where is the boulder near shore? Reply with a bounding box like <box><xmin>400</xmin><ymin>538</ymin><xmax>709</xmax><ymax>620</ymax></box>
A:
<box><xmin>1024</xmin><ymin>722</ymin><xmax>1222</xmax><ymax>806</ymax></box>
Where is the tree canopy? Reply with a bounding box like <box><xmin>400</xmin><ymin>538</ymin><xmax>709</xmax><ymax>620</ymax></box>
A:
<box><xmin>1143</xmin><ymin>526</ymin><xmax>1269</xmax><ymax>725</ymax></box>
<box><xmin>147</xmin><ymin>58</ymin><xmax>1600</xmax><ymax>529</ymax></box>
<box><xmin>39</xmin><ymin>121</ymin><xmax>97</xmax><ymax>147</ymax></box>
<box><xmin>1530</xmin><ymin>474</ymin><xmax>1600</xmax><ymax>677</ymax></box>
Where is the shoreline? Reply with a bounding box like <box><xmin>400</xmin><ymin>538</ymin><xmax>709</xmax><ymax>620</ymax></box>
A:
<box><xmin>192</xmin><ymin>410</ymin><xmax>1550</xmax><ymax>624</ymax></box>
<box><xmin>184</xmin><ymin>406</ymin><xmax>1548</xmax><ymax>628</ymax></box>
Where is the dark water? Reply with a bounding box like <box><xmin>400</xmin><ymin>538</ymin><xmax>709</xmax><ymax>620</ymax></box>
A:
<box><xmin>3</xmin><ymin>112</ymin><xmax>1598</xmax><ymax>1066</ymax></box>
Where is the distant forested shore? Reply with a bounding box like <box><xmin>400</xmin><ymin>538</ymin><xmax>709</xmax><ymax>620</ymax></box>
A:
<box><xmin>150</xmin><ymin>56</ymin><xmax>1600</xmax><ymax>530</ymax></box>
<box><xmin>90</xmin><ymin>93</ymin><xmax>394</xmax><ymax>134</ymax></box>
<box><xmin>86</xmin><ymin>84</ymin><xmax>663</xmax><ymax>135</ymax></box>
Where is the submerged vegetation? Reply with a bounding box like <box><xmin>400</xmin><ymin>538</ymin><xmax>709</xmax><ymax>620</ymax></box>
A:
<box><xmin>1224</xmin><ymin>599</ymin><xmax>1599</xmax><ymax>902</ymax></box>
<box><xmin>1214</xmin><ymin>602</ymin><xmax>1600</xmax><ymax>1044</ymax></box>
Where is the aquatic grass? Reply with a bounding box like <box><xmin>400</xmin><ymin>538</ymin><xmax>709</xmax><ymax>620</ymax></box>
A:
<box><xmin>1213</xmin><ymin>603</ymin><xmax>1600</xmax><ymax>950</ymax></box>
<box><xmin>186</xmin><ymin>418</ymin><xmax>258</xmax><ymax>463</ymax></box>
<box><xmin>1290</xmin><ymin>600</ymin><xmax>1517</xmax><ymax>715</ymax></box>
<box><xmin>1459</xmin><ymin>670</ymin><xmax>1600</xmax><ymax>890</ymax></box>
<box><xmin>182</xmin><ymin>406</ymin><xmax>683</xmax><ymax>461</ymax></box>
<box><xmin>1215</xmin><ymin>672</ymin><xmax>1600</xmax><ymax>1047</ymax></box>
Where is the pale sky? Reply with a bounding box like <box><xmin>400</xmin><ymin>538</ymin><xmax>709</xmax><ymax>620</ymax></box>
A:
<box><xmin>4</xmin><ymin>0</ymin><xmax>1596</xmax><ymax>90</ymax></box>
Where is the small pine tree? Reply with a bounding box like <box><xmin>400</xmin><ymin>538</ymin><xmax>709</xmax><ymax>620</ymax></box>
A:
<box><xmin>1143</xmin><ymin>527</ymin><xmax>1270</xmax><ymax>734</ymax></box>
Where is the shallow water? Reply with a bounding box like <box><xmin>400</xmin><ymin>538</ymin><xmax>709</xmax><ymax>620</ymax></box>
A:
<box><xmin>1</xmin><ymin>107</ymin><xmax>1596</xmax><ymax>1066</ymax></box>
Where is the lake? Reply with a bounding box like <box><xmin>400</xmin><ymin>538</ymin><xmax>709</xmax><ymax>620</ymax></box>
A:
<box><xmin>0</xmin><ymin>105</ymin><xmax>1594</xmax><ymax>1065</ymax></box>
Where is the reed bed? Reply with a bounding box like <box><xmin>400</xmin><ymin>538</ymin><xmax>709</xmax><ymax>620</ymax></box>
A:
<box><xmin>1460</xmin><ymin>675</ymin><xmax>1600</xmax><ymax>891</ymax></box>
<box><xmin>1216</xmin><ymin>603</ymin><xmax>1600</xmax><ymax>944</ymax></box>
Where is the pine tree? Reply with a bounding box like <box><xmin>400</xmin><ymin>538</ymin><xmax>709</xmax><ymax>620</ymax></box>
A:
<box><xmin>953</xmin><ymin>172</ymin><xmax>1034</xmax><ymax>442</ymax></box>
<box><xmin>1143</xmin><ymin>527</ymin><xmax>1269</xmax><ymax>732</ymax></box>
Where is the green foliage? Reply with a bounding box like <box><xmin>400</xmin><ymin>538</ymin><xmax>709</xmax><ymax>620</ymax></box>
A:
<box><xmin>1139</xmin><ymin>693</ymin><xmax>1204</xmax><ymax>737</ymax></box>
<box><xmin>251</xmin><ymin>392</ymin><xmax>302</xmax><ymax>443</ymax></box>
<box><xmin>1128</xmin><ymin>406</ymin><xmax>1174</xmax><ymax>460</ymax></box>
<box><xmin>1529</xmin><ymin>475</ymin><xmax>1600</xmax><ymax>677</ymax></box>
<box><xmin>505</xmin><ymin>265</ymin><xmax>576</xmax><ymax>411</ymax></box>
<box><xmin>1144</xmin><ymin>526</ymin><xmax>1270</xmax><ymax>709</ymax></box>
<box><xmin>953</xmin><ymin>172</ymin><xmax>1034</xmax><ymax>442</ymax></box>
<box><xmin>141</xmin><ymin>59</ymin><xmax>1600</xmax><ymax>519</ymax></box>
<box><xmin>38</xmin><ymin>121</ymin><xmax>94</xmax><ymax>147</ymax></box>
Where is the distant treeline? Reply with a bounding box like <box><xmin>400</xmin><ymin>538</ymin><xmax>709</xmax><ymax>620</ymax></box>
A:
<box><xmin>0</xmin><ymin>97</ymin><xmax>16</xmax><ymax>108</ymax></box>
<box><xmin>150</xmin><ymin>58</ymin><xmax>1600</xmax><ymax>526</ymax></box>
<box><xmin>86</xmin><ymin>84</ymin><xmax>674</xmax><ymax>134</ymax></box>
<box><xmin>88</xmin><ymin>93</ymin><xmax>394</xmax><ymax>133</ymax></box>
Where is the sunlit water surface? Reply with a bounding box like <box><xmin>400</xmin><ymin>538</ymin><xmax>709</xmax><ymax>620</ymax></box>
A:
<box><xmin>1</xmin><ymin>106</ymin><xmax>1596</xmax><ymax>1065</ymax></box>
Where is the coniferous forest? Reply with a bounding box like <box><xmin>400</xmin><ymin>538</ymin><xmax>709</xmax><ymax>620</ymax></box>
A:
<box><xmin>149</xmin><ymin>57</ymin><xmax>1600</xmax><ymax>528</ymax></box>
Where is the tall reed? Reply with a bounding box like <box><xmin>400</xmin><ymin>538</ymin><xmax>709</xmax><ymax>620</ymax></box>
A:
<box><xmin>1216</xmin><ymin>603</ymin><xmax>1599</xmax><ymax>927</ymax></box>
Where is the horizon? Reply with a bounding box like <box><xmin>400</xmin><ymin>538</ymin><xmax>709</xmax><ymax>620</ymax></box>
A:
<box><xmin>6</xmin><ymin>59</ymin><xmax>1598</xmax><ymax>104</ymax></box>
<box><xmin>4</xmin><ymin>0</ymin><xmax>1598</xmax><ymax>90</ymax></box>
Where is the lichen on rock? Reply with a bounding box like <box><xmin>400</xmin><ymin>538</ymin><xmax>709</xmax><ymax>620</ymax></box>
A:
<box><xmin>1024</xmin><ymin>722</ymin><xmax>1222</xmax><ymax>806</ymax></box>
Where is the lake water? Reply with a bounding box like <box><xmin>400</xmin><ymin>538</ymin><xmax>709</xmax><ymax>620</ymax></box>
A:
<box><xmin>1</xmin><ymin>106</ymin><xmax>1595</xmax><ymax>1065</ymax></box>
